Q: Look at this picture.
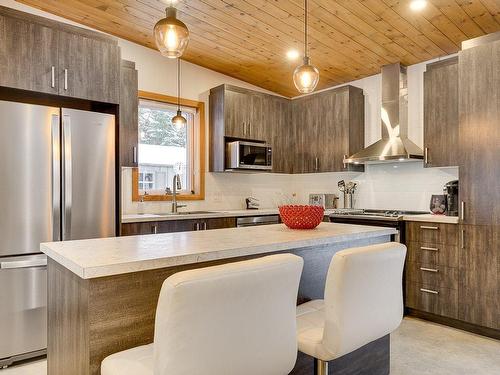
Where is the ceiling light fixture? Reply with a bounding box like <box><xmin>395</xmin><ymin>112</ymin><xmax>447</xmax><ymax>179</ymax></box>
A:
<box><xmin>286</xmin><ymin>49</ymin><xmax>300</xmax><ymax>60</ymax></box>
<box><xmin>154</xmin><ymin>2</ymin><xmax>190</xmax><ymax>58</ymax></box>
<box><xmin>409</xmin><ymin>0</ymin><xmax>427</xmax><ymax>11</ymax></box>
<box><xmin>172</xmin><ymin>58</ymin><xmax>187</xmax><ymax>129</ymax></box>
<box><xmin>293</xmin><ymin>0</ymin><xmax>319</xmax><ymax>94</ymax></box>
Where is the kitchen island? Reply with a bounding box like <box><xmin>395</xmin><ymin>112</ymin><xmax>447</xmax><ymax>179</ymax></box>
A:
<box><xmin>42</xmin><ymin>223</ymin><xmax>397</xmax><ymax>375</ymax></box>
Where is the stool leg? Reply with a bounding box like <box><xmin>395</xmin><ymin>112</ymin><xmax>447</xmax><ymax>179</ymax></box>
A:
<box><xmin>314</xmin><ymin>358</ymin><xmax>328</xmax><ymax>375</ymax></box>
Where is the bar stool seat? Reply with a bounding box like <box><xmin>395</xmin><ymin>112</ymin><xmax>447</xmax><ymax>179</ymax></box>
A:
<box><xmin>102</xmin><ymin>253</ymin><xmax>304</xmax><ymax>375</ymax></box>
<box><xmin>296</xmin><ymin>242</ymin><xmax>407</xmax><ymax>374</ymax></box>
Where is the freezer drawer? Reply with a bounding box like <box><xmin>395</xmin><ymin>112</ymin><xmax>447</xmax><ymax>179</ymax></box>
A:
<box><xmin>0</xmin><ymin>254</ymin><xmax>47</xmax><ymax>363</ymax></box>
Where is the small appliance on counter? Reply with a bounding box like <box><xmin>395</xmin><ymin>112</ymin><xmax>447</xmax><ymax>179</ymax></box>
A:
<box><xmin>309</xmin><ymin>193</ymin><xmax>338</xmax><ymax>209</ymax></box>
<box><xmin>245</xmin><ymin>197</ymin><xmax>260</xmax><ymax>210</ymax></box>
<box><xmin>443</xmin><ymin>180</ymin><xmax>459</xmax><ymax>216</ymax></box>
<box><xmin>338</xmin><ymin>180</ymin><xmax>357</xmax><ymax>209</ymax></box>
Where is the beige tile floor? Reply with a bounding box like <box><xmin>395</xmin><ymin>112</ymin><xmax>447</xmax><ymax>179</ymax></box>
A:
<box><xmin>2</xmin><ymin>317</ymin><xmax>499</xmax><ymax>374</ymax></box>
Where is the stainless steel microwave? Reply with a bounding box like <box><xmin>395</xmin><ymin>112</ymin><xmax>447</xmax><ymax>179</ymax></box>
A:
<box><xmin>226</xmin><ymin>141</ymin><xmax>273</xmax><ymax>171</ymax></box>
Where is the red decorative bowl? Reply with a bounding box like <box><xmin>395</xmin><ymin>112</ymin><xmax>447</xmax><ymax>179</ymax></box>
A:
<box><xmin>279</xmin><ymin>205</ymin><xmax>325</xmax><ymax>229</ymax></box>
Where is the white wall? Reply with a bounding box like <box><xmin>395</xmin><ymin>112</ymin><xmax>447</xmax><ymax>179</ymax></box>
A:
<box><xmin>2</xmin><ymin>0</ymin><xmax>459</xmax><ymax>213</ymax></box>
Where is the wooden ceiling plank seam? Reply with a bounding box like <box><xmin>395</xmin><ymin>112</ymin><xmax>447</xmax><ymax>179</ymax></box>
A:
<box><xmin>455</xmin><ymin>0</ymin><xmax>500</xmax><ymax>33</ymax></box>
<box><xmin>181</xmin><ymin>0</ymin><xmax>373</xmax><ymax>80</ymax></box>
<box><xmin>262</xmin><ymin>0</ymin><xmax>409</xmax><ymax>65</ymax></box>
<box><xmin>219</xmin><ymin>0</ymin><xmax>385</xmax><ymax>75</ymax></box>
<box><xmin>238</xmin><ymin>0</ymin><xmax>392</xmax><ymax>69</ymax></box>
<box><xmin>429</xmin><ymin>0</ymin><xmax>485</xmax><ymax>38</ymax></box>
<box><xmin>406</xmin><ymin>0</ymin><xmax>471</xmax><ymax>45</ymax></box>
<box><xmin>305</xmin><ymin>0</ymin><xmax>417</xmax><ymax>64</ymax></box>
<box><xmin>308</xmin><ymin>0</ymin><xmax>420</xmax><ymax>63</ymax></box>
<box><xmin>333</xmin><ymin>0</ymin><xmax>444</xmax><ymax>60</ymax></box>
<box><xmin>380</xmin><ymin>0</ymin><xmax>460</xmax><ymax>53</ymax></box>
<box><xmin>358</xmin><ymin>0</ymin><xmax>447</xmax><ymax>55</ymax></box>
<box><xmin>478</xmin><ymin>0</ymin><xmax>500</xmax><ymax>25</ymax></box>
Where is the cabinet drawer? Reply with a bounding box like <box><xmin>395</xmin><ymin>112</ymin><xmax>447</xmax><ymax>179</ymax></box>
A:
<box><xmin>405</xmin><ymin>262</ymin><xmax>458</xmax><ymax>289</ymax></box>
<box><xmin>406</xmin><ymin>282</ymin><xmax>458</xmax><ymax>319</ymax></box>
<box><xmin>407</xmin><ymin>242</ymin><xmax>459</xmax><ymax>268</ymax></box>
<box><xmin>406</xmin><ymin>222</ymin><xmax>458</xmax><ymax>245</ymax></box>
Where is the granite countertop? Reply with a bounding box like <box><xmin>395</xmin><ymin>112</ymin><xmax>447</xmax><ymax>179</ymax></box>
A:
<box><xmin>41</xmin><ymin>223</ymin><xmax>396</xmax><ymax>279</ymax></box>
<box><xmin>402</xmin><ymin>214</ymin><xmax>459</xmax><ymax>224</ymax></box>
<box><xmin>122</xmin><ymin>209</ymin><xmax>337</xmax><ymax>223</ymax></box>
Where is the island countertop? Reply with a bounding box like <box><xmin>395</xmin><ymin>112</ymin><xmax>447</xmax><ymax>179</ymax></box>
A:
<box><xmin>41</xmin><ymin>223</ymin><xmax>396</xmax><ymax>279</ymax></box>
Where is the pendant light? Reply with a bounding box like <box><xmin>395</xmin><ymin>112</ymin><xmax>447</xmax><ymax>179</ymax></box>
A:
<box><xmin>154</xmin><ymin>2</ymin><xmax>190</xmax><ymax>58</ymax></box>
<box><xmin>293</xmin><ymin>0</ymin><xmax>319</xmax><ymax>94</ymax></box>
<box><xmin>172</xmin><ymin>58</ymin><xmax>187</xmax><ymax>129</ymax></box>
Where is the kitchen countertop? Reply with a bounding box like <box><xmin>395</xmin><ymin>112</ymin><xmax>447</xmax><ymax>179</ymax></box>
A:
<box><xmin>402</xmin><ymin>214</ymin><xmax>459</xmax><ymax>224</ymax></box>
<box><xmin>122</xmin><ymin>208</ymin><xmax>337</xmax><ymax>223</ymax></box>
<box><xmin>40</xmin><ymin>223</ymin><xmax>396</xmax><ymax>279</ymax></box>
<box><xmin>123</xmin><ymin>210</ymin><xmax>459</xmax><ymax>224</ymax></box>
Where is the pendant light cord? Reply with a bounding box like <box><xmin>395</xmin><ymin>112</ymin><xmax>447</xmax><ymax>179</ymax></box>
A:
<box><xmin>304</xmin><ymin>0</ymin><xmax>308</xmax><ymax>58</ymax></box>
<box><xmin>177</xmin><ymin>58</ymin><xmax>181</xmax><ymax>111</ymax></box>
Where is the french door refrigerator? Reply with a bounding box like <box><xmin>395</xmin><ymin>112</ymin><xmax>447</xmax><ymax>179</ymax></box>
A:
<box><xmin>0</xmin><ymin>100</ymin><xmax>116</xmax><ymax>367</ymax></box>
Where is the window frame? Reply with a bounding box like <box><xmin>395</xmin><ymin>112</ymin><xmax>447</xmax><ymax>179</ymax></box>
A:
<box><xmin>132</xmin><ymin>91</ymin><xmax>206</xmax><ymax>202</ymax></box>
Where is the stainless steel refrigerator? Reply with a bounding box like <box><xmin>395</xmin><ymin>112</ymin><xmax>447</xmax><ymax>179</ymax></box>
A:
<box><xmin>0</xmin><ymin>100</ymin><xmax>116</xmax><ymax>367</ymax></box>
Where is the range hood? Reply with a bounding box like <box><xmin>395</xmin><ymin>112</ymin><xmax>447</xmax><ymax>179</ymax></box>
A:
<box><xmin>344</xmin><ymin>63</ymin><xmax>423</xmax><ymax>165</ymax></box>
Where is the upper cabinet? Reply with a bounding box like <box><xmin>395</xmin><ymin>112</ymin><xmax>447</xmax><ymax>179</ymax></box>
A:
<box><xmin>292</xmin><ymin>86</ymin><xmax>365</xmax><ymax>173</ymax></box>
<box><xmin>58</xmin><ymin>30</ymin><xmax>120</xmax><ymax>103</ymax></box>
<box><xmin>209</xmin><ymin>84</ymin><xmax>365</xmax><ymax>174</ymax></box>
<box><xmin>0</xmin><ymin>6</ymin><xmax>120</xmax><ymax>104</ymax></box>
<box><xmin>119</xmin><ymin>60</ymin><xmax>139</xmax><ymax>168</ymax></box>
<box><xmin>0</xmin><ymin>9</ymin><xmax>58</xmax><ymax>95</ymax></box>
<box><xmin>458</xmin><ymin>38</ymin><xmax>500</xmax><ymax>226</ymax></box>
<box><xmin>423</xmin><ymin>57</ymin><xmax>458</xmax><ymax>168</ymax></box>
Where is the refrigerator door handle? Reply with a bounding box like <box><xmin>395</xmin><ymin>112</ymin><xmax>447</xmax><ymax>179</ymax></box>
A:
<box><xmin>51</xmin><ymin>114</ymin><xmax>61</xmax><ymax>242</ymax></box>
<box><xmin>62</xmin><ymin>115</ymin><xmax>72</xmax><ymax>240</ymax></box>
<box><xmin>0</xmin><ymin>258</ymin><xmax>47</xmax><ymax>269</ymax></box>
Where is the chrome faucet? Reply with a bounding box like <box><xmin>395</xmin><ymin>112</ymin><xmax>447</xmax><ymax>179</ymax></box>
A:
<box><xmin>171</xmin><ymin>174</ymin><xmax>186</xmax><ymax>213</ymax></box>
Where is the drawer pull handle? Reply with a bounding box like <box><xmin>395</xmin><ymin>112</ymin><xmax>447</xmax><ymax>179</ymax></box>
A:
<box><xmin>420</xmin><ymin>267</ymin><xmax>439</xmax><ymax>273</ymax></box>
<box><xmin>420</xmin><ymin>288</ymin><xmax>439</xmax><ymax>295</ymax></box>
<box><xmin>420</xmin><ymin>246</ymin><xmax>438</xmax><ymax>251</ymax></box>
<box><xmin>420</xmin><ymin>226</ymin><xmax>439</xmax><ymax>230</ymax></box>
<box><xmin>420</xmin><ymin>246</ymin><xmax>439</xmax><ymax>251</ymax></box>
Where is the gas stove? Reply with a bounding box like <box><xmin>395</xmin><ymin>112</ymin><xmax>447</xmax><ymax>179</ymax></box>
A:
<box><xmin>329</xmin><ymin>209</ymin><xmax>428</xmax><ymax>221</ymax></box>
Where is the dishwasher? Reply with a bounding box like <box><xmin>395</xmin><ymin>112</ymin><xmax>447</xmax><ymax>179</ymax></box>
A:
<box><xmin>236</xmin><ymin>215</ymin><xmax>280</xmax><ymax>227</ymax></box>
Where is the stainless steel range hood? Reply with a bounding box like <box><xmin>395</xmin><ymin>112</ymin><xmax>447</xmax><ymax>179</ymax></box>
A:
<box><xmin>344</xmin><ymin>63</ymin><xmax>423</xmax><ymax>165</ymax></box>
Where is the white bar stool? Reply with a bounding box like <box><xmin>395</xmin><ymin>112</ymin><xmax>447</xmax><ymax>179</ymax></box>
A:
<box><xmin>296</xmin><ymin>242</ymin><xmax>406</xmax><ymax>375</ymax></box>
<box><xmin>101</xmin><ymin>253</ymin><xmax>303</xmax><ymax>375</ymax></box>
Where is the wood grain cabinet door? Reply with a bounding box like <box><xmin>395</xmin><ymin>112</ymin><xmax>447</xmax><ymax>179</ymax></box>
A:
<box><xmin>458</xmin><ymin>40</ymin><xmax>500</xmax><ymax>225</ymax></box>
<box><xmin>224</xmin><ymin>89</ymin><xmax>249</xmax><ymax>139</ymax></box>
<box><xmin>0</xmin><ymin>12</ymin><xmax>58</xmax><ymax>94</ymax></box>
<box><xmin>458</xmin><ymin>225</ymin><xmax>499</xmax><ymax>329</ymax></box>
<box><xmin>423</xmin><ymin>58</ymin><xmax>458</xmax><ymax>168</ymax></box>
<box><xmin>58</xmin><ymin>30</ymin><xmax>120</xmax><ymax>103</ymax></box>
<box><xmin>119</xmin><ymin>60</ymin><xmax>138</xmax><ymax>168</ymax></box>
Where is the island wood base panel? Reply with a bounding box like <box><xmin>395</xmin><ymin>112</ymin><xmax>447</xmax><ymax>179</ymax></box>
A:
<box><xmin>47</xmin><ymin>236</ymin><xmax>390</xmax><ymax>375</ymax></box>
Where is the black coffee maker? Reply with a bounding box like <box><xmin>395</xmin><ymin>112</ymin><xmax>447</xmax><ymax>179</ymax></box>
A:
<box><xmin>443</xmin><ymin>180</ymin><xmax>459</xmax><ymax>216</ymax></box>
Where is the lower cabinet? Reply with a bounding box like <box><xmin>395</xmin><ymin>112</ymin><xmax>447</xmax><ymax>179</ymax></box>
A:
<box><xmin>405</xmin><ymin>222</ymin><xmax>500</xmax><ymax>330</ymax></box>
<box><xmin>121</xmin><ymin>217</ymin><xmax>236</xmax><ymax>236</ymax></box>
<box><xmin>404</xmin><ymin>221</ymin><xmax>459</xmax><ymax>320</ymax></box>
<box><xmin>458</xmin><ymin>225</ymin><xmax>499</xmax><ymax>329</ymax></box>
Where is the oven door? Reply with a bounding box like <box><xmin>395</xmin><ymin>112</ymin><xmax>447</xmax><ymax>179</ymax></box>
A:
<box><xmin>227</xmin><ymin>141</ymin><xmax>272</xmax><ymax>170</ymax></box>
<box><xmin>329</xmin><ymin>216</ymin><xmax>402</xmax><ymax>243</ymax></box>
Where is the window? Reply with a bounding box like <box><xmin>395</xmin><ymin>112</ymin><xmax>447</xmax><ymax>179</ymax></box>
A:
<box><xmin>132</xmin><ymin>91</ymin><xmax>205</xmax><ymax>201</ymax></box>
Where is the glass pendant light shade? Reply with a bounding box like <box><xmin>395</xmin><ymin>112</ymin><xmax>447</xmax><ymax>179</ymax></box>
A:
<box><xmin>172</xmin><ymin>109</ymin><xmax>187</xmax><ymax>129</ymax></box>
<box><xmin>293</xmin><ymin>56</ymin><xmax>320</xmax><ymax>94</ymax></box>
<box><xmin>154</xmin><ymin>7</ymin><xmax>190</xmax><ymax>58</ymax></box>
<box><xmin>294</xmin><ymin>0</ymin><xmax>319</xmax><ymax>94</ymax></box>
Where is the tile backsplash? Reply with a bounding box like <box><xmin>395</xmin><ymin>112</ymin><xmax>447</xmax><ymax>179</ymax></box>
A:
<box><xmin>122</xmin><ymin>162</ymin><xmax>459</xmax><ymax>214</ymax></box>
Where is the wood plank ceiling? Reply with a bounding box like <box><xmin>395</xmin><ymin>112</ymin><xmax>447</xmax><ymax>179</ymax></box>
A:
<box><xmin>16</xmin><ymin>0</ymin><xmax>500</xmax><ymax>97</ymax></box>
